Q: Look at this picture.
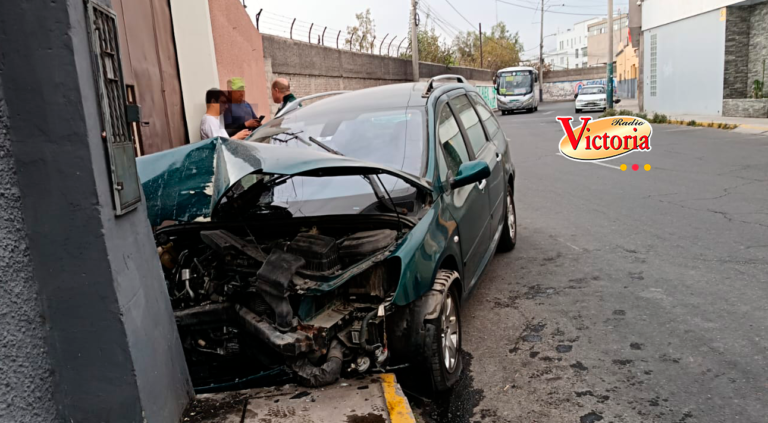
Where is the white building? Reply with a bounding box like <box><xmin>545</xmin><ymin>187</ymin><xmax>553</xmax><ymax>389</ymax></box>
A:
<box><xmin>641</xmin><ymin>0</ymin><xmax>768</xmax><ymax>117</ymax></box>
<box><xmin>547</xmin><ymin>18</ymin><xmax>602</xmax><ymax>70</ymax></box>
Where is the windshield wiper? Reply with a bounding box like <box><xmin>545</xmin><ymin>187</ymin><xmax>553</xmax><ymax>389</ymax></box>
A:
<box><xmin>301</xmin><ymin>135</ymin><xmax>404</xmax><ymax>231</ymax></box>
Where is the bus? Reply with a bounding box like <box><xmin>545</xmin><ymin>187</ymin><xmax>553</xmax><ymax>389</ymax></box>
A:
<box><xmin>494</xmin><ymin>66</ymin><xmax>539</xmax><ymax>115</ymax></box>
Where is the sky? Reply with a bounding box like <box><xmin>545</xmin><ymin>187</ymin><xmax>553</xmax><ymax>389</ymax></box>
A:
<box><xmin>244</xmin><ymin>0</ymin><xmax>630</xmax><ymax>60</ymax></box>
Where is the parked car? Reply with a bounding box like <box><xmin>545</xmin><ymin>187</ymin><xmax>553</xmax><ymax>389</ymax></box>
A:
<box><xmin>574</xmin><ymin>85</ymin><xmax>622</xmax><ymax>113</ymax></box>
<box><xmin>136</xmin><ymin>76</ymin><xmax>517</xmax><ymax>395</ymax></box>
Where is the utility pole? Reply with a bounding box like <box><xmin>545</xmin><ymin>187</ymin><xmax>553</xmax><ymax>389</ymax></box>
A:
<box><xmin>479</xmin><ymin>23</ymin><xmax>483</xmax><ymax>68</ymax></box>
<box><xmin>607</xmin><ymin>0</ymin><xmax>614</xmax><ymax>109</ymax></box>
<box><xmin>411</xmin><ymin>0</ymin><xmax>420</xmax><ymax>82</ymax></box>
<box><xmin>538</xmin><ymin>0</ymin><xmax>544</xmax><ymax>102</ymax></box>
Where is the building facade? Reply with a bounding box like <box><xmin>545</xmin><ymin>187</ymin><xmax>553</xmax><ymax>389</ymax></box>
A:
<box><xmin>641</xmin><ymin>0</ymin><xmax>768</xmax><ymax>117</ymax></box>
<box><xmin>587</xmin><ymin>14</ymin><xmax>629</xmax><ymax>67</ymax></box>
<box><xmin>548</xmin><ymin>18</ymin><xmax>602</xmax><ymax>70</ymax></box>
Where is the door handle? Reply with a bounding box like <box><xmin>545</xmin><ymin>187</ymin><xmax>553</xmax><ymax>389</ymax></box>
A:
<box><xmin>477</xmin><ymin>179</ymin><xmax>487</xmax><ymax>190</ymax></box>
<box><xmin>496</xmin><ymin>152</ymin><xmax>502</xmax><ymax>162</ymax></box>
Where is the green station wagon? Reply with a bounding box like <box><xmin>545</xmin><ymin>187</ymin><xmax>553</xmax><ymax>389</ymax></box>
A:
<box><xmin>137</xmin><ymin>75</ymin><xmax>517</xmax><ymax>394</ymax></box>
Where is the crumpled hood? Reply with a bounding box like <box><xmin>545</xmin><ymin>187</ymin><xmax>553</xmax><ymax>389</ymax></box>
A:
<box><xmin>136</xmin><ymin>138</ymin><xmax>432</xmax><ymax>226</ymax></box>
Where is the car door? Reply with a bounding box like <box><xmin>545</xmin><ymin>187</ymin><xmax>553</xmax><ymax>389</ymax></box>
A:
<box><xmin>435</xmin><ymin>94</ymin><xmax>492</xmax><ymax>288</ymax></box>
<box><xmin>467</xmin><ymin>92</ymin><xmax>507</xmax><ymax>232</ymax></box>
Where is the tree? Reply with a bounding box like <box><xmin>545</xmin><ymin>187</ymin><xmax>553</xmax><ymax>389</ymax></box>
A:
<box><xmin>453</xmin><ymin>22</ymin><xmax>523</xmax><ymax>72</ymax></box>
<box><xmin>345</xmin><ymin>9</ymin><xmax>376</xmax><ymax>53</ymax></box>
<box><xmin>417</xmin><ymin>15</ymin><xmax>456</xmax><ymax>66</ymax></box>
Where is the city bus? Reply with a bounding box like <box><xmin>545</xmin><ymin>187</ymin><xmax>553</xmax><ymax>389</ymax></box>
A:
<box><xmin>494</xmin><ymin>66</ymin><xmax>539</xmax><ymax>115</ymax></box>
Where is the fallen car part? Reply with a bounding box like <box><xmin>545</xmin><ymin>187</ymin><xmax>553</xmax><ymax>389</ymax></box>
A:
<box><xmin>289</xmin><ymin>339</ymin><xmax>344</xmax><ymax>388</ymax></box>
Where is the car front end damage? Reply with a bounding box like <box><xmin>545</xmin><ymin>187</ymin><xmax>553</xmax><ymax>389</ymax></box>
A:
<box><xmin>137</xmin><ymin>139</ymin><xmax>435</xmax><ymax>391</ymax></box>
<box><xmin>157</xmin><ymin>216</ymin><xmax>408</xmax><ymax>389</ymax></box>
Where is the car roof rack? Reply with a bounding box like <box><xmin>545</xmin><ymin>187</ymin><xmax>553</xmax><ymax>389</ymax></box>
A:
<box><xmin>422</xmin><ymin>74</ymin><xmax>468</xmax><ymax>98</ymax></box>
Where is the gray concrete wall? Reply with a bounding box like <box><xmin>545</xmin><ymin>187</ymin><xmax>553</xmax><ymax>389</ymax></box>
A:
<box><xmin>262</xmin><ymin>35</ymin><xmax>494</xmax><ymax>115</ymax></box>
<box><xmin>643</xmin><ymin>9</ymin><xmax>726</xmax><ymax>116</ymax></box>
<box><xmin>541</xmin><ymin>66</ymin><xmax>612</xmax><ymax>101</ymax></box>
<box><xmin>0</xmin><ymin>62</ymin><xmax>60</xmax><ymax>423</ymax></box>
<box><xmin>0</xmin><ymin>0</ymin><xmax>192</xmax><ymax>421</ymax></box>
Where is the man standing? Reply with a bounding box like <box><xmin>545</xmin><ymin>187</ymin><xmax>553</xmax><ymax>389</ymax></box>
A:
<box><xmin>201</xmin><ymin>88</ymin><xmax>250</xmax><ymax>140</ymax></box>
<box><xmin>223</xmin><ymin>77</ymin><xmax>261</xmax><ymax>136</ymax></box>
<box><xmin>272</xmin><ymin>78</ymin><xmax>297</xmax><ymax>116</ymax></box>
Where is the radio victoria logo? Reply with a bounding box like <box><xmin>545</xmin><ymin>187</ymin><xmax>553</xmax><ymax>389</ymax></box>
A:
<box><xmin>556</xmin><ymin>115</ymin><xmax>653</xmax><ymax>162</ymax></box>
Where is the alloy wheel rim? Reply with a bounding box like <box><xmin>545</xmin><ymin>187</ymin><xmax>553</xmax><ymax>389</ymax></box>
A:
<box><xmin>507</xmin><ymin>191</ymin><xmax>516</xmax><ymax>240</ymax></box>
<box><xmin>441</xmin><ymin>293</ymin><xmax>459</xmax><ymax>372</ymax></box>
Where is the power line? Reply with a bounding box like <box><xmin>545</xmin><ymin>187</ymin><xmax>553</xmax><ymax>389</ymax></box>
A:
<box><xmin>497</xmin><ymin>0</ymin><xmax>614</xmax><ymax>16</ymax></box>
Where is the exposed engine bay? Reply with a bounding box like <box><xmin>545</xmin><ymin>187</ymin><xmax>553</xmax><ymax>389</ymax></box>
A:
<box><xmin>155</xmin><ymin>216</ymin><xmax>409</xmax><ymax>390</ymax></box>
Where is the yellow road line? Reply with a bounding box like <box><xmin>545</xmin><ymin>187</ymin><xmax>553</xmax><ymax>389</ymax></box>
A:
<box><xmin>380</xmin><ymin>374</ymin><xmax>416</xmax><ymax>423</ymax></box>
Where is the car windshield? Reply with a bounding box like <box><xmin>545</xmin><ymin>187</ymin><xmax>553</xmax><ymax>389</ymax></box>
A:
<box><xmin>580</xmin><ymin>87</ymin><xmax>605</xmax><ymax>95</ymax></box>
<box><xmin>248</xmin><ymin>106</ymin><xmax>424</xmax><ymax>179</ymax></box>
<box><xmin>497</xmin><ymin>72</ymin><xmax>533</xmax><ymax>95</ymax></box>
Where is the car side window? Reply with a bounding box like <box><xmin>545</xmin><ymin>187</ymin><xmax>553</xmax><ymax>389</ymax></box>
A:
<box><xmin>449</xmin><ymin>95</ymin><xmax>487</xmax><ymax>156</ymax></box>
<box><xmin>437</xmin><ymin>104</ymin><xmax>470</xmax><ymax>179</ymax></box>
<box><xmin>468</xmin><ymin>92</ymin><xmax>500</xmax><ymax>138</ymax></box>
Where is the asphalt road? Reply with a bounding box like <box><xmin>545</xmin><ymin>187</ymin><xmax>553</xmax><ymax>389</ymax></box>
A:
<box><xmin>413</xmin><ymin>101</ymin><xmax>768</xmax><ymax>423</ymax></box>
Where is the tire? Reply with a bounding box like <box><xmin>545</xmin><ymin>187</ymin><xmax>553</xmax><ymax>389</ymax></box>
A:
<box><xmin>575</xmin><ymin>108</ymin><xmax>581</xmax><ymax>114</ymax></box>
<box><xmin>497</xmin><ymin>182</ymin><xmax>517</xmax><ymax>252</ymax></box>
<box><xmin>423</xmin><ymin>270</ymin><xmax>463</xmax><ymax>393</ymax></box>
<box><xmin>534</xmin><ymin>105</ymin><xmax>538</xmax><ymax>112</ymax></box>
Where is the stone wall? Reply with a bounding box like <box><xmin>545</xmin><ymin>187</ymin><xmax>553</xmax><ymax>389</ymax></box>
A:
<box><xmin>261</xmin><ymin>35</ymin><xmax>494</xmax><ymax>116</ymax></box>
<box><xmin>723</xmin><ymin>5</ymin><xmax>752</xmax><ymax>99</ymax></box>
<box><xmin>747</xmin><ymin>2</ymin><xmax>768</xmax><ymax>98</ymax></box>
<box><xmin>723</xmin><ymin>99</ymin><xmax>768</xmax><ymax>118</ymax></box>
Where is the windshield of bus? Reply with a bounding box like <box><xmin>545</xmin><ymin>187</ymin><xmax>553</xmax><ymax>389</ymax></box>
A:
<box><xmin>497</xmin><ymin>71</ymin><xmax>533</xmax><ymax>96</ymax></box>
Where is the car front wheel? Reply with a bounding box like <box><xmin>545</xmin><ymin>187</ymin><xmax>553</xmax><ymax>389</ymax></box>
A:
<box><xmin>575</xmin><ymin>108</ymin><xmax>581</xmax><ymax>113</ymax></box>
<box><xmin>497</xmin><ymin>183</ymin><xmax>517</xmax><ymax>252</ymax></box>
<box><xmin>424</xmin><ymin>270</ymin><xmax>463</xmax><ymax>393</ymax></box>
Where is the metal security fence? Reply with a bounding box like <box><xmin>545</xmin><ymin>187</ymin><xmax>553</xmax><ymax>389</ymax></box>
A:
<box><xmin>253</xmin><ymin>9</ymin><xmax>412</xmax><ymax>57</ymax></box>
<box><xmin>617</xmin><ymin>78</ymin><xmax>637</xmax><ymax>99</ymax></box>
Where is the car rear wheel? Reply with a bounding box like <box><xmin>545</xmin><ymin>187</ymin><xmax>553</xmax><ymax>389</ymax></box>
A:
<box><xmin>497</xmin><ymin>183</ymin><xmax>517</xmax><ymax>252</ymax></box>
<box><xmin>424</xmin><ymin>271</ymin><xmax>463</xmax><ymax>393</ymax></box>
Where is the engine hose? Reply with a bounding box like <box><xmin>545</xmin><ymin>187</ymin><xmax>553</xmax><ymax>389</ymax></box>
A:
<box><xmin>360</xmin><ymin>309</ymin><xmax>382</xmax><ymax>353</ymax></box>
<box><xmin>291</xmin><ymin>339</ymin><xmax>344</xmax><ymax>388</ymax></box>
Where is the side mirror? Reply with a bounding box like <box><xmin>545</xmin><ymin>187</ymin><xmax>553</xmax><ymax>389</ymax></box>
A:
<box><xmin>574</xmin><ymin>93</ymin><xmax>579</xmax><ymax>99</ymax></box>
<box><xmin>450</xmin><ymin>160</ymin><xmax>491</xmax><ymax>190</ymax></box>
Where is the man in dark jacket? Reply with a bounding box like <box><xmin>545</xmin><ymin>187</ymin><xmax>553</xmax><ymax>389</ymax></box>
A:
<box><xmin>272</xmin><ymin>78</ymin><xmax>297</xmax><ymax>116</ymax></box>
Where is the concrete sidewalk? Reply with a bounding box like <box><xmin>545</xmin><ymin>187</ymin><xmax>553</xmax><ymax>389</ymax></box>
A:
<box><xmin>183</xmin><ymin>374</ymin><xmax>416</xmax><ymax>423</ymax></box>
<box><xmin>617</xmin><ymin>98</ymin><xmax>768</xmax><ymax>135</ymax></box>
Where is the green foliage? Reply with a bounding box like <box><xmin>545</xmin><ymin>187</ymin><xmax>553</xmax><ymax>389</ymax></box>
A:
<box><xmin>687</xmin><ymin>120</ymin><xmax>698</xmax><ymax>126</ymax></box>
<box><xmin>753</xmin><ymin>79</ymin><xmax>765</xmax><ymax>99</ymax></box>
<box><xmin>453</xmin><ymin>22</ymin><xmax>523</xmax><ymax>71</ymax></box>
<box><xmin>345</xmin><ymin>9</ymin><xmax>376</xmax><ymax>53</ymax></box>
<box><xmin>650</xmin><ymin>113</ymin><xmax>668</xmax><ymax>124</ymax></box>
<box><xmin>416</xmin><ymin>15</ymin><xmax>456</xmax><ymax>66</ymax></box>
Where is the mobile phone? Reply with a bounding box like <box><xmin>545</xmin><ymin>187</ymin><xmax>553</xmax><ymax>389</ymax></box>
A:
<box><xmin>257</xmin><ymin>115</ymin><xmax>265</xmax><ymax>121</ymax></box>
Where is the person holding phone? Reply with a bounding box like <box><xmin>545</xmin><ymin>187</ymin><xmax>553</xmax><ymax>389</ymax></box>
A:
<box><xmin>200</xmin><ymin>88</ymin><xmax>251</xmax><ymax>141</ymax></box>
<box><xmin>223</xmin><ymin>77</ymin><xmax>262</xmax><ymax>136</ymax></box>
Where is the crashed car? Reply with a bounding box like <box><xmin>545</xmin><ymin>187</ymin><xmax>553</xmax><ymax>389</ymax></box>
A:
<box><xmin>136</xmin><ymin>76</ymin><xmax>517</xmax><ymax>394</ymax></box>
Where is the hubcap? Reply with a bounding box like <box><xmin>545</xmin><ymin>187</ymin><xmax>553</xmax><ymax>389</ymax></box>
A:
<box><xmin>441</xmin><ymin>293</ymin><xmax>460</xmax><ymax>372</ymax></box>
<box><xmin>507</xmin><ymin>191</ymin><xmax>516</xmax><ymax>240</ymax></box>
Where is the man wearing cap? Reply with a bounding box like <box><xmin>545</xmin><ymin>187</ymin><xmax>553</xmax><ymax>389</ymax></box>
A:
<box><xmin>223</xmin><ymin>77</ymin><xmax>262</xmax><ymax>136</ymax></box>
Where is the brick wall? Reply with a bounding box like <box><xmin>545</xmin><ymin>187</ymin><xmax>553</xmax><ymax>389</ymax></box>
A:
<box><xmin>261</xmin><ymin>35</ymin><xmax>494</xmax><ymax>116</ymax></box>
<box><xmin>723</xmin><ymin>5</ymin><xmax>751</xmax><ymax>99</ymax></box>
